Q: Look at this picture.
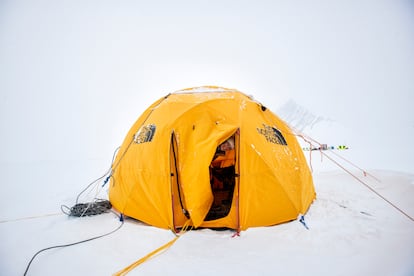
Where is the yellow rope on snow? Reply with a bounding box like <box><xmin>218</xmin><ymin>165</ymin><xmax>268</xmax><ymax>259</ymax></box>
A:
<box><xmin>113</xmin><ymin>220</ymin><xmax>192</xmax><ymax>276</ymax></box>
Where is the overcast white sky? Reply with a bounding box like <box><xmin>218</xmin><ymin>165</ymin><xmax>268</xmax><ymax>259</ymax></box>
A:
<box><xmin>1</xmin><ymin>0</ymin><xmax>413</xmax><ymax>168</ymax></box>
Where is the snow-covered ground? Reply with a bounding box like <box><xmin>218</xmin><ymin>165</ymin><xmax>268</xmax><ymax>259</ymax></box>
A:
<box><xmin>1</xmin><ymin>156</ymin><xmax>413</xmax><ymax>276</ymax></box>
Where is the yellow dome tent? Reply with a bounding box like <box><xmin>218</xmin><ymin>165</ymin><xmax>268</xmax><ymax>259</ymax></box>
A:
<box><xmin>109</xmin><ymin>86</ymin><xmax>315</xmax><ymax>232</ymax></box>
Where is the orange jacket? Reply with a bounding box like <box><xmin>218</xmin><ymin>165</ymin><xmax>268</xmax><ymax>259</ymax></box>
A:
<box><xmin>211</xmin><ymin>149</ymin><xmax>235</xmax><ymax>168</ymax></box>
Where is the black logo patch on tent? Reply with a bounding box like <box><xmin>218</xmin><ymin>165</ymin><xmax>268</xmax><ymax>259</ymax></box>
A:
<box><xmin>257</xmin><ymin>124</ymin><xmax>288</xmax><ymax>145</ymax></box>
<box><xmin>134</xmin><ymin>124</ymin><xmax>156</xmax><ymax>144</ymax></box>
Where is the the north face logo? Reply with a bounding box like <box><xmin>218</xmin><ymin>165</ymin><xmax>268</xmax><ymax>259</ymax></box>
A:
<box><xmin>257</xmin><ymin>124</ymin><xmax>288</xmax><ymax>145</ymax></box>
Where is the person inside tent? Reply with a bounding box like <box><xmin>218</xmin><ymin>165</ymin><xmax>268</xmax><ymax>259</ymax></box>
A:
<box><xmin>206</xmin><ymin>136</ymin><xmax>236</xmax><ymax>220</ymax></box>
<box><xmin>210</xmin><ymin>137</ymin><xmax>235</xmax><ymax>190</ymax></box>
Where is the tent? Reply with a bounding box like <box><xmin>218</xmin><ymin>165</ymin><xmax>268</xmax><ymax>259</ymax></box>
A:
<box><xmin>109</xmin><ymin>86</ymin><xmax>315</xmax><ymax>231</ymax></box>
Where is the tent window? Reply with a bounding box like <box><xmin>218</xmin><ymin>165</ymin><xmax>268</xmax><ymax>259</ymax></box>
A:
<box><xmin>205</xmin><ymin>137</ymin><xmax>236</xmax><ymax>221</ymax></box>
<box><xmin>134</xmin><ymin>124</ymin><xmax>156</xmax><ymax>144</ymax></box>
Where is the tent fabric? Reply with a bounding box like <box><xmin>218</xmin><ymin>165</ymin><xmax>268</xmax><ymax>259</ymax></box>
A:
<box><xmin>109</xmin><ymin>86</ymin><xmax>315</xmax><ymax>231</ymax></box>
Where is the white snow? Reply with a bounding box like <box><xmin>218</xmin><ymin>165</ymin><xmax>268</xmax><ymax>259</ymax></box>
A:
<box><xmin>1</xmin><ymin>161</ymin><xmax>413</xmax><ymax>276</ymax></box>
<box><xmin>1</xmin><ymin>1</ymin><xmax>414</xmax><ymax>275</ymax></box>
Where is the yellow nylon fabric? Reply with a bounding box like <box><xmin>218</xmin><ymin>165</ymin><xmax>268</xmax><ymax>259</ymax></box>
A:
<box><xmin>109</xmin><ymin>87</ymin><xmax>315</xmax><ymax>230</ymax></box>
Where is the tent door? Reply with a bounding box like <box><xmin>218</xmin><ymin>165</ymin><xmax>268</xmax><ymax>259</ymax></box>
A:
<box><xmin>205</xmin><ymin>133</ymin><xmax>238</xmax><ymax>221</ymax></box>
<box><xmin>170</xmin><ymin>132</ymin><xmax>189</xmax><ymax>229</ymax></box>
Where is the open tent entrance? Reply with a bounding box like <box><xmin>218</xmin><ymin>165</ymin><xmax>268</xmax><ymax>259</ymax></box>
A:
<box><xmin>205</xmin><ymin>134</ymin><xmax>237</xmax><ymax>221</ymax></box>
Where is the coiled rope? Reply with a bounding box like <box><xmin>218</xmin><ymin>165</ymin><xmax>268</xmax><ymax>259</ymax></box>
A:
<box><xmin>61</xmin><ymin>199</ymin><xmax>112</xmax><ymax>217</ymax></box>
